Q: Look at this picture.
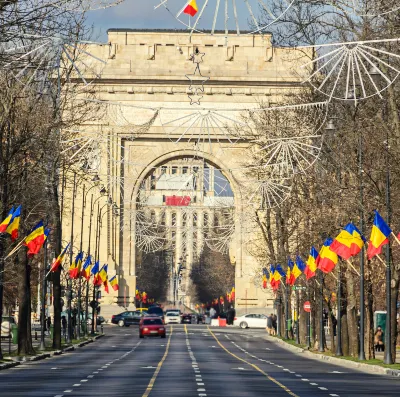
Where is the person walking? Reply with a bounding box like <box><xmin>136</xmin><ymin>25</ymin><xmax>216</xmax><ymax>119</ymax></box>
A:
<box><xmin>266</xmin><ymin>314</ymin><xmax>274</xmax><ymax>335</ymax></box>
<box><xmin>61</xmin><ymin>316</ymin><xmax>67</xmax><ymax>338</ymax></box>
<box><xmin>46</xmin><ymin>316</ymin><xmax>51</xmax><ymax>336</ymax></box>
<box><xmin>271</xmin><ymin>313</ymin><xmax>277</xmax><ymax>336</ymax></box>
<box><xmin>209</xmin><ymin>307</ymin><xmax>216</xmax><ymax>320</ymax></box>
<box><xmin>374</xmin><ymin>326</ymin><xmax>384</xmax><ymax>352</ymax></box>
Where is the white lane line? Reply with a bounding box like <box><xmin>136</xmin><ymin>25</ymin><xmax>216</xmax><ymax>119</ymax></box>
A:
<box><xmin>73</xmin><ymin>384</ymin><xmax>81</xmax><ymax>387</ymax></box>
<box><xmin>51</xmin><ymin>368</ymin><xmax>58</xmax><ymax>370</ymax></box>
<box><xmin>197</xmin><ymin>389</ymin><xmax>206</xmax><ymax>392</ymax></box>
<box><xmin>80</xmin><ymin>380</ymin><xmax>88</xmax><ymax>382</ymax></box>
<box><xmin>87</xmin><ymin>375</ymin><xmax>94</xmax><ymax>378</ymax></box>
<box><xmin>301</xmin><ymin>379</ymin><xmax>310</xmax><ymax>381</ymax></box>
<box><xmin>93</xmin><ymin>371</ymin><xmax>99</xmax><ymax>374</ymax></box>
<box><xmin>296</xmin><ymin>374</ymin><xmax>302</xmax><ymax>377</ymax></box>
<box><xmin>319</xmin><ymin>387</ymin><xmax>328</xmax><ymax>390</ymax></box>
<box><xmin>330</xmin><ymin>394</ymin><xmax>340</xmax><ymax>396</ymax></box>
<box><xmin>310</xmin><ymin>383</ymin><xmax>318</xmax><ymax>386</ymax></box>
<box><xmin>197</xmin><ymin>383</ymin><xmax>205</xmax><ymax>386</ymax></box>
<box><xmin>54</xmin><ymin>395</ymin><xmax>63</xmax><ymax>397</ymax></box>
<box><xmin>63</xmin><ymin>391</ymin><xmax>73</xmax><ymax>393</ymax></box>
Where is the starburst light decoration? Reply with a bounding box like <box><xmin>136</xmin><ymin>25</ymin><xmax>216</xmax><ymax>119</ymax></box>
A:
<box><xmin>155</xmin><ymin>0</ymin><xmax>295</xmax><ymax>37</ymax></box>
<box><xmin>298</xmin><ymin>38</ymin><xmax>400</xmax><ymax>102</ymax></box>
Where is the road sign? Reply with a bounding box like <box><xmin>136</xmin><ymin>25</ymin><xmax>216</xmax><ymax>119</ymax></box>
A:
<box><xmin>292</xmin><ymin>286</ymin><xmax>306</xmax><ymax>291</ymax></box>
<box><xmin>304</xmin><ymin>301</ymin><xmax>311</xmax><ymax>312</ymax></box>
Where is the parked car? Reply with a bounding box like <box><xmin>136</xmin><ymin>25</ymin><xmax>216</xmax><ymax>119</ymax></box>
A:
<box><xmin>111</xmin><ymin>311</ymin><xmax>144</xmax><ymax>327</ymax></box>
<box><xmin>233</xmin><ymin>313</ymin><xmax>268</xmax><ymax>329</ymax></box>
<box><xmin>87</xmin><ymin>314</ymin><xmax>106</xmax><ymax>326</ymax></box>
<box><xmin>164</xmin><ymin>312</ymin><xmax>180</xmax><ymax>325</ymax></box>
<box><xmin>139</xmin><ymin>317</ymin><xmax>166</xmax><ymax>338</ymax></box>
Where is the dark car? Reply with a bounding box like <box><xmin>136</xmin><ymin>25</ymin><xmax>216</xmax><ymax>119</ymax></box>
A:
<box><xmin>147</xmin><ymin>306</ymin><xmax>164</xmax><ymax>322</ymax></box>
<box><xmin>139</xmin><ymin>317</ymin><xmax>166</xmax><ymax>338</ymax></box>
<box><xmin>111</xmin><ymin>311</ymin><xmax>143</xmax><ymax>327</ymax></box>
<box><xmin>196</xmin><ymin>314</ymin><xmax>205</xmax><ymax>324</ymax></box>
<box><xmin>181</xmin><ymin>313</ymin><xmax>194</xmax><ymax>324</ymax></box>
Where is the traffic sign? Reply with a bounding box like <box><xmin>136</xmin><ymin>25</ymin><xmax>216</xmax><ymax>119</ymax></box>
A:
<box><xmin>304</xmin><ymin>301</ymin><xmax>311</xmax><ymax>312</ymax></box>
<box><xmin>292</xmin><ymin>286</ymin><xmax>306</xmax><ymax>291</ymax></box>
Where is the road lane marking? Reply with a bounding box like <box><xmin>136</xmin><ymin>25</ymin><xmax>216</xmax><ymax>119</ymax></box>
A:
<box><xmin>184</xmin><ymin>324</ymin><xmax>188</xmax><ymax>334</ymax></box>
<box><xmin>207</xmin><ymin>326</ymin><xmax>300</xmax><ymax>397</ymax></box>
<box><xmin>141</xmin><ymin>326</ymin><xmax>173</xmax><ymax>397</ymax></box>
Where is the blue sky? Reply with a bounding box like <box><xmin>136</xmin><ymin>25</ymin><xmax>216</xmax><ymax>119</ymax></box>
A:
<box><xmin>87</xmin><ymin>1</ymin><xmax>256</xmax><ymax>42</ymax></box>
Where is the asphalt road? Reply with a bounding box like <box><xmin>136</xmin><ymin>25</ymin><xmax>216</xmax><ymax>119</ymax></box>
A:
<box><xmin>0</xmin><ymin>324</ymin><xmax>399</xmax><ymax>397</ymax></box>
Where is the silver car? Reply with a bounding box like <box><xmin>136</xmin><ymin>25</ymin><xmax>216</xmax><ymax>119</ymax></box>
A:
<box><xmin>164</xmin><ymin>312</ymin><xmax>181</xmax><ymax>324</ymax></box>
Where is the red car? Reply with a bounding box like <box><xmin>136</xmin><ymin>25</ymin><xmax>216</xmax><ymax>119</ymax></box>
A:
<box><xmin>139</xmin><ymin>316</ymin><xmax>166</xmax><ymax>338</ymax></box>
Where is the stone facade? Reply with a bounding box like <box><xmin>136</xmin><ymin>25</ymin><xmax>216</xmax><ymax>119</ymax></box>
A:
<box><xmin>62</xmin><ymin>30</ymin><xmax>306</xmax><ymax>318</ymax></box>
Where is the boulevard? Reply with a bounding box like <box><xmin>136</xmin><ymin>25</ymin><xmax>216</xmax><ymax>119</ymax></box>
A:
<box><xmin>0</xmin><ymin>325</ymin><xmax>399</xmax><ymax>397</ymax></box>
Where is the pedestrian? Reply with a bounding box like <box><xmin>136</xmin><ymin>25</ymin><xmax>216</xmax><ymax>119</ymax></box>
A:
<box><xmin>271</xmin><ymin>313</ymin><xmax>277</xmax><ymax>335</ymax></box>
<box><xmin>61</xmin><ymin>316</ymin><xmax>67</xmax><ymax>337</ymax></box>
<box><xmin>374</xmin><ymin>326</ymin><xmax>384</xmax><ymax>352</ymax></box>
<box><xmin>209</xmin><ymin>306</ymin><xmax>216</xmax><ymax>320</ymax></box>
<box><xmin>266</xmin><ymin>315</ymin><xmax>274</xmax><ymax>335</ymax></box>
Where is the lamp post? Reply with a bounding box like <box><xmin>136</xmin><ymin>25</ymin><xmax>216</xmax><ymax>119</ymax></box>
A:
<box><xmin>295</xmin><ymin>289</ymin><xmax>300</xmax><ymax>344</ymax></box>
<box><xmin>318</xmin><ymin>271</ymin><xmax>325</xmax><ymax>352</ymax></box>
<box><xmin>285</xmin><ymin>277</ymin><xmax>289</xmax><ymax>339</ymax></box>
<box><xmin>39</xmin><ymin>239</ymin><xmax>49</xmax><ymax>351</ymax></box>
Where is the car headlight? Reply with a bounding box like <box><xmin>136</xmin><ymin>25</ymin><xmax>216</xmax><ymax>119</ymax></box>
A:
<box><xmin>143</xmin><ymin>328</ymin><xmax>149</xmax><ymax>331</ymax></box>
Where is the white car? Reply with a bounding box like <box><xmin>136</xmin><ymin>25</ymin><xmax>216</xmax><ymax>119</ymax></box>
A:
<box><xmin>164</xmin><ymin>312</ymin><xmax>181</xmax><ymax>325</ymax></box>
<box><xmin>233</xmin><ymin>313</ymin><xmax>268</xmax><ymax>329</ymax></box>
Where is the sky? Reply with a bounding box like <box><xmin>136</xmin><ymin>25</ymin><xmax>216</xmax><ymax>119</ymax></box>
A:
<box><xmin>86</xmin><ymin>1</ymin><xmax>257</xmax><ymax>42</ymax></box>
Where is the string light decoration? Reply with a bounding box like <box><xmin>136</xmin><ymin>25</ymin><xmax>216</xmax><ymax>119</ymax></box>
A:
<box><xmin>1</xmin><ymin>34</ymin><xmax>107</xmax><ymax>89</ymax></box>
<box><xmin>298</xmin><ymin>38</ymin><xmax>400</xmax><ymax>102</ymax></box>
<box><xmin>155</xmin><ymin>0</ymin><xmax>295</xmax><ymax>37</ymax></box>
<box><xmin>185</xmin><ymin>47</ymin><xmax>210</xmax><ymax>105</ymax></box>
<box><xmin>331</xmin><ymin>0</ymin><xmax>400</xmax><ymax>17</ymax></box>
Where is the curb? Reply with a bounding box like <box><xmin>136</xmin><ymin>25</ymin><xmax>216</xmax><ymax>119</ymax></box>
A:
<box><xmin>264</xmin><ymin>335</ymin><xmax>400</xmax><ymax>378</ymax></box>
<box><xmin>0</xmin><ymin>362</ymin><xmax>20</xmax><ymax>370</ymax></box>
<box><xmin>0</xmin><ymin>334</ymin><xmax>105</xmax><ymax>370</ymax></box>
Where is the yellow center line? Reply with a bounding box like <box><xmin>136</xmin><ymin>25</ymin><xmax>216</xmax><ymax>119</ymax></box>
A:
<box><xmin>142</xmin><ymin>326</ymin><xmax>173</xmax><ymax>397</ymax></box>
<box><xmin>184</xmin><ymin>324</ymin><xmax>188</xmax><ymax>334</ymax></box>
<box><xmin>207</xmin><ymin>326</ymin><xmax>300</xmax><ymax>397</ymax></box>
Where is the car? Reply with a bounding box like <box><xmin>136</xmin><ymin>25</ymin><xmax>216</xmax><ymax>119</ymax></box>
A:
<box><xmin>139</xmin><ymin>317</ymin><xmax>166</xmax><ymax>338</ymax></box>
<box><xmin>87</xmin><ymin>314</ymin><xmax>106</xmax><ymax>326</ymax></box>
<box><xmin>181</xmin><ymin>313</ymin><xmax>194</xmax><ymax>324</ymax></box>
<box><xmin>233</xmin><ymin>313</ymin><xmax>268</xmax><ymax>329</ymax></box>
<box><xmin>196</xmin><ymin>314</ymin><xmax>205</xmax><ymax>324</ymax></box>
<box><xmin>147</xmin><ymin>306</ymin><xmax>164</xmax><ymax>322</ymax></box>
<box><xmin>164</xmin><ymin>312</ymin><xmax>180</xmax><ymax>325</ymax></box>
<box><xmin>111</xmin><ymin>311</ymin><xmax>144</xmax><ymax>327</ymax></box>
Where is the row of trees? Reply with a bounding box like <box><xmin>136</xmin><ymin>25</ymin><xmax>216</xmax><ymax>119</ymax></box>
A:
<box><xmin>246</xmin><ymin>1</ymin><xmax>399</xmax><ymax>361</ymax></box>
<box><xmin>0</xmin><ymin>1</ymin><xmax>100</xmax><ymax>358</ymax></box>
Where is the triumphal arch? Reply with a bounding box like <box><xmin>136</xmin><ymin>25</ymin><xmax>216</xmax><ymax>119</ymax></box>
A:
<box><xmin>64</xmin><ymin>29</ymin><xmax>305</xmax><ymax>317</ymax></box>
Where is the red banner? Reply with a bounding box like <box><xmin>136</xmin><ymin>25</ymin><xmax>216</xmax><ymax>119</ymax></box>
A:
<box><xmin>165</xmin><ymin>196</ymin><xmax>191</xmax><ymax>206</ymax></box>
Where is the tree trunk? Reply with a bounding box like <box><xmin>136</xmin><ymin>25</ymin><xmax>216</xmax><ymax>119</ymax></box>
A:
<box><xmin>17</xmin><ymin>251</ymin><xmax>35</xmax><ymax>356</ymax></box>
<box><xmin>365</xmin><ymin>278</ymin><xmax>375</xmax><ymax>360</ymax></box>
<box><xmin>327</xmin><ymin>299</ymin><xmax>336</xmax><ymax>353</ymax></box>
<box><xmin>341</xmin><ymin>313</ymin><xmax>349</xmax><ymax>356</ymax></box>
<box><xmin>390</xmin><ymin>269</ymin><xmax>399</xmax><ymax>363</ymax></box>
<box><xmin>345</xmin><ymin>270</ymin><xmax>359</xmax><ymax>357</ymax></box>
<box><xmin>299</xmin><ymin>290</ymin><xmax>307</xmax><ymax>344</ymax></box>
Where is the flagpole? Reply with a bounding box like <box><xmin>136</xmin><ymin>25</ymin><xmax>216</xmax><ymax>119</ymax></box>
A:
<box><xmin>336</xmin><ymin>263</ymin><xmax>343</xmax><ymax>356</ymax></box>
<box><xmin>318</xmin><ymin>271</ymin><xmax>325</xmax><ymax>352</ymax></box>
<box><xmin>285</xmin><ymin>275</ymin><xmax>289</xmax><ymax>339</ymax></box>
<box><xmin>345</xmin><ymin>259</ymin><xmax>361</xmax><ymax>277</ymax></box>
<box><xmin>39</xmin><ymin>234</ymin><xmax>48</xmax><ymax>351</ymax></box>
<box><xmin>77</xmin><ymin>184</ymin><xmax>85</xmax><ymax>341</ymax></box>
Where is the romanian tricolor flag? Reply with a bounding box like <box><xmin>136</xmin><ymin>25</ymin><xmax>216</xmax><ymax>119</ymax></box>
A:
<box><xmin>304</xmin><ymin>247</ymin><xmax>318</xmax><ymax>279</ymax></box>
<box><xmin>99</xmin><ymin>264</ymin><xmax>108</xmax><ymax>283</ymax></box>
<box><xmin>81</xmin><ymin>256</ymin><xmax>92</xmax><ymax>281</ymax></box>
<box><xmin>367</xmin><ymin>210</ymin><xmax>392</xmax><ymax>260</ymax></box>
<box><xmin>136</xmin><ymin>289</ymin><xmax>141</xmax><ymax>301</ymax></box>
<box><xmin>231</xmin><ymin>287</ymin><xmax>235</xmax><ymax>301</ymax></box>
<box><xmin>293</xmin><ymin>255</ymin><xmax>306</xmax><ymax>279</ymax></box>
<box><xmin>91</xmin><ymin>261</ymin><xmax>102</xmax><ymax>285</ymax></box>
<box><xmin>142</xmin><ymin>291</ymin><xmax>147</xmax><ymax>304</ymax></box>
<box><xmin>69</xmin><ymin>251</ymin><xmax>83</xmax><ymax>279</ymax></box>
<box><xmin>316</xmin><ymin>238</ymin><xmax>338</xmax><ymax>273</ymax></box>
<box><xmin>104</xmin><ymin>278</ymin><xmax>109</xmax><ymax>294</ymax></box>
<box><xmin>220</xmin><ymin>296</ymin><xmax>224</xmax><ymax>305</ymax></box>
<box><xmin>183</xmin><ymin>0</ymin><xmax>198</xmax><ymax>17</ymax></box>
<box><xmin>262</xmin><ymin>268</ymin><xmax>268</xmax><ymax>289</ymax></box>
<box><xmin>6</xmin><ymin>205</ymin><xmax>21</xmax><ymax>241</ymax></box>
<box><xmin>109</xmin><ymin>275</ymin><xmax>119</xmax><ymax>291</ymax></box>
<box><xmin>0</xmin><ymin>207</ymin><xmax>14</xmax><ymax>233</ymax></box>
<box><xmin>286</xmin><ymin>259</ymin><xmax>296</xmax><ymax>286</ymax></box>
<box><xmin>24</xmin><ymin>221</ymin><xmax>46</xmax><ymax>257</ymax></box>
<box><xmin>50</xmin><ymin>243</ymin><xmax>70</xmax><ymax>272</ymax></box>
<box><xmin>330</xmin><ymin>223</ymin><xmax>365</xmax><ymax>260</ymax></box>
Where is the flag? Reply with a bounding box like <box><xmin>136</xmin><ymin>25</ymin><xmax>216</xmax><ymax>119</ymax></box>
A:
<box><xmin>69</xmin><ymin>251</ymin><xmax>83</xmax><ymax>279</ymax></box>
<box><xmin>142</xmin><ymin>291</ymin><xmax>147</xmax><ymax>304</ymax></box>
<box><xmin>104</xmin><ymin>279</ymin><xmax>109</xmax><ymax>294</ymax></box>
<box><xmin>91</xmin><ymin>261</ymin><xmax>102</xmax><ymax>285</ymax></box>
<box><xmin>293</xmin><ymin>255</ymin><xmax>306</xmax><ymax>279</ymax></box>
<box><xmin>99</xmin><ymin>264</ymin><xmax>108</xmax><ymax>283</ymax></box>
<box><xmin>286</xmin><ymin>258</ymin><xmax>296</xmax><ymax>286</ymax></box>
<box><xmin>316</xmin><ymin>238</ymin><xmax>338</xmax><ymax>273</ymax></box>
<box><xmin>136</xmin><ymin>289</ymin><xmax>141</xmax><ymax>301</ymax></box>
<box><xmin>24</xmin><ymin>220</ymin><xmax>46</xmax><ymax>257</ymax></box>
<box><xmin>6</xmin><ymin>205</ymin><xmax>21</xmax><ymax>241</ymax></box>
<box><xmin>269</xmin><ymin>264</ymin><xmax>275</xmax><ymax>289</ymax></box>
<box><xmin>330</xmin><ymin>223</ymin><xmax>365</xmax><ymax>260</ymax></box>
<box><xmin>220</xmin><ymin>296</ymin><xmax>224</xmax><ymax>305</ymax></box>
<box><xmin>109</xmin><ymin>275</ymin><xmax>119</xmax><ymax>291</ymax></box>
<box><xmin>304</xmin><ymin>247</ymin><xmax>318</xmax><ymax>279</ymax></box>
<box><xmin>367</xmin><ymin>210</ymin><xmax>392</xmax><ymax>260</ymax></box>
<box><xmin>81</xmin><ymin>256</ymin><xmax>92</xmax><ymax>281</ymax></box>
<box><xmin>231</xmin><ymin>287</ymin><xmax>235</xmax><ymax>301</ymax></box>
<box><xmin>0</xmin><ymin>207</ymin><xmax>14</xmax><ymax>233</ymax></box>
<box><xmin>262</xmin><ymin>268</ymin><xmax>268</xmax><ymax>289</ymax></box>
<box><xmin>50</xmin><ymin>243</ymin><xmax>70</xmax><ymax>272</ymax></box>
<box><xmin>183</xmin><ymin>0</ymin><xmax>198</xmax><ymax>17</ymax></box>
